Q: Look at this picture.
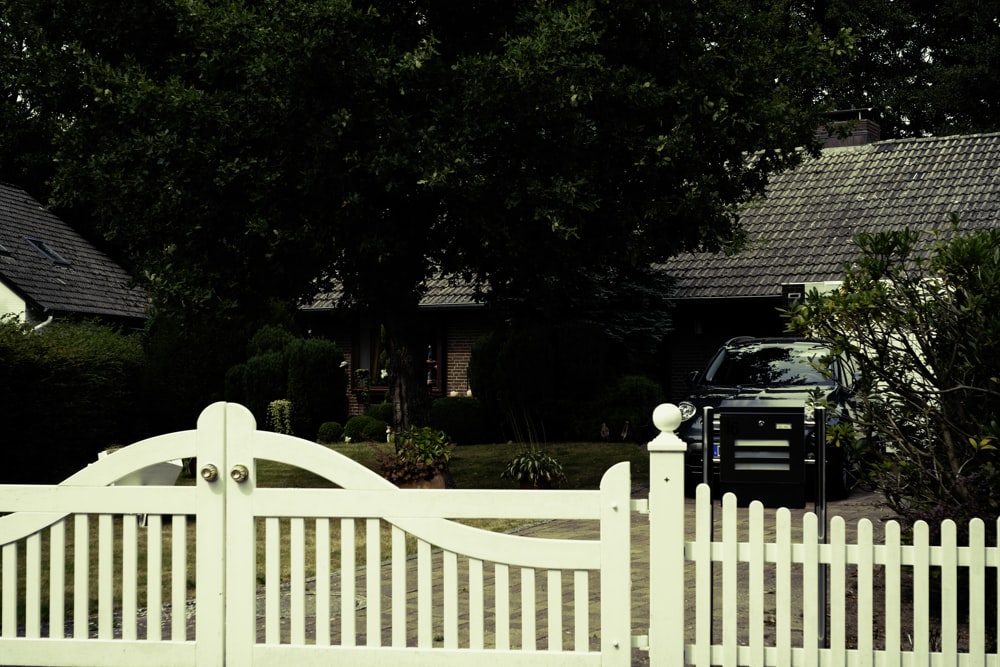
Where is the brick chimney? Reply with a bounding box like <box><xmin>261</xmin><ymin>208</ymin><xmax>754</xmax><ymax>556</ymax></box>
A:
<box><xmin>816</xmin><ymin>109</ymin><xmax>881</xmax><ymax>148</ymax></box>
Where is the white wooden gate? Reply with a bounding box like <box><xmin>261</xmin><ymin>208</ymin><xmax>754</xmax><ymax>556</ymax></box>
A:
<box><xmin>0</xmin><ymin>402</ymin><xmax>632</xmax><ymax>667</ymax></box>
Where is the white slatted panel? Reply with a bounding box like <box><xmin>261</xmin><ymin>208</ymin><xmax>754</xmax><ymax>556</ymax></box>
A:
<box><xmin>775</xmin><ymin>509</ymin><xmax>792</xmax><ymax>667</ymax></box>
<box><xmin>573</xmin><ymin>569</ymin><xmax>588</xmax><ymax>652</ymax></box>
<box><xmin>122</xmin><ymin>514</ymin><xmax>138</xmax><ymax>640</ymax></box>
<box><xmin>495</xmin><ymin>563</ymin><xmax>510</xmax><ymax>650</ymax></box>
<box><xmin>828</xmin><ymin>517</ymin><xmax>846</xmax><ymax>666</ymax></box>
<box><xmin>722</xmin><ymin>494</ymin><xmax>738</xmax><ymax>666</ymax></box>
<box><xmin>913</xmin><ymin>521</ymin><xmax>930</xmax><ymax>663</ymax></box>
<box><xmin>749</xmin><ymin>502</ymin><xmax>764</xmax><ymax>667</ymax></box>
<box><xmin>547</xmin><ymin>569</ymin><xmax>562</xmax><ymax>651</ymax></box>
<box><xmin>2</xmin><ymin>541</ymin><xmax>16</xmax><ymax>637</ymax></box>
<box><xmin>884</xmin><ymin>520</ymin><xmax>901</xmax><ymax>663</ymax></box>
<box><xmin>802</xmin><ymin>512</ymin><xmax>819</xmax><ymax>667</ymax></box>
<box><xmin>856</xmin><ymin>519</ymin><xmax>873</xmax><ymax>665</ymax></box>
<box><xmin>391</xmin><ymin>525</ymin><xmax>406</xmax><ymax>648</ymax></box>
<box><xmin>521</xmin><ymin>567</ymin><xmax>536</xmax><ymax>651</ymax></box>
<box><xmin>417</xmin><ymin>538</ymin><xmax>432</xmax><ymax>647</ymax></box>
<box><xmin>97</xmin><ymin>514</ymin><xmax>113</xmax><ymax>639</ymax></box>
<box><xmin>443</xmin><ymin>550</ymin><xmax>458</xmax><ymax>648</ymax></box>
<box><xmin>468</xmin><ymin>557</ymin><xmax>484</xmax><ymax>649</ymax></box>
<box><xmin>290</xmin><ymin>517</ymin><xmax>305</xmax><ymax>645</ymax></box>
<box><xmin>969</xmin><ymin>519</ymin><xmax>986</xmax><ymax>658</ymax></box>
<box><xmin>941</xmin><ymin>520</ymin><xmax>958</xmax><ymax>657</ymax></box>
<box><xmin>693</xmin><ymin>485</ymin><xmax>713</xmax><ymax>667</ymax></box>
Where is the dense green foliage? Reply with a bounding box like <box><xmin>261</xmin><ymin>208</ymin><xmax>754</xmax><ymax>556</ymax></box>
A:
<box><xmin>807</xmin><ymin>0</ymin><xmax>1000</xmax><ymax>138</ymax></box>
<box><xmin>224</xmin><ymin>326</ymin><xmax>346</xmax><ymax>435</ymax></box>
<box><xmin>787</xmin><ymin>222</ymin><xmax>1000</xmax><ymax>539</ymax></box>
<box><xmin>344</xmin><ymin>415</ymin><xmax>389</xmax><ymax>443</ymax></box>
<box><xmin>430</xmin><ymin>396</ymin><xmax>490</xmax><ymax>445</ymax></box>
<box><xmin>0</xmin><ymin>317</ymin><xmax>146</xmax><ymax>482</ymax></box>
<box><xmin>0</xmin><ymin>0</ymin><xmax>851</xmax><ymax>430</ymax></box>
<box><xmin>316</xmin><ymin>421</ymin><xmax>344</xmax><ymax>445</ymax></box>
<box><xmin>589</xmin><ymin>374</ymin><xmax>667</xmax><ymax>444</ymax></box>
<box><xmin>286</xmin><ymin>337</ymin><xmax>347</xmax><ymax>440</ymax></box>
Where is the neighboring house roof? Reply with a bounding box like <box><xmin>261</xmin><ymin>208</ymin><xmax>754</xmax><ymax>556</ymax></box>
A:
<box><xmin>306</xmin><ymin>274</ymin><xmax>480</xmax><ymax>311</ymax></box>
<box><xmin>0</xmin><ymin>182</ymin><xmax>147</xmax><ymax>321</ymax></box>
<box><xmin>665</xmin><ymin>132</ymin><xmax>1000</xmax><ymax>299</ymax></box>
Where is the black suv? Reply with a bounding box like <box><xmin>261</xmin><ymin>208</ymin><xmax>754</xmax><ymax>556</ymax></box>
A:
<box><xmin>677</xmin><ymin>336</ymin><xmax>856</xmax><ymax>499</ymax></box>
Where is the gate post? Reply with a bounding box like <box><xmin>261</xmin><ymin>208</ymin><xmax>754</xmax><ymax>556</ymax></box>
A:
<box><xmin>646</xmin><ymin>403</ymin><xmax>688</xmax><ymax>666</ymax></box>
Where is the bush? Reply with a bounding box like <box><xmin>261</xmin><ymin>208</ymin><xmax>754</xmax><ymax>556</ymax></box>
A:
<box><xmin>431</xmin><ymin>396</ymin><xmax>489</xmax><ymax>444</ymax></box>
<box><xmin>344</xmin><ymin>415</ymin><xmax>389</xmax><ymax>442</ymax></box>
<box><xmin>374</xmin><ymin>426</ymin><xmax>452</xmax><ymax>485</ymax></box>
<box><xmin>242</xmin><ymin>350</ymin><xmax>287</xmax><ymax>425</ymax></box>
<box><xmin>364</xmin><ymin>401</ymin><xmax>393</xmax><ymax>424</ymax></box>
<box><xmin>787</xmin><ymin>223</ymin><xmax>1000</xmax><ymax>541</ymax></box>
<box><xmin>286</xmin><ymin>337</ymin><xmax>347</xmax><ymax>438</ymax></box>
<box><xmin>317</xmin><ymin>421</ymin><xmax>344</xmax><ymax>444</ymax></box>
<box><xmin>591</xmin><ymin>374</ymin><xmax>666</xmax><ymax>443</ymax></box>
<box><xmin>0</xmin><ymin>317</ymin><xmax>146</xmax><ymax>482</ymax></box>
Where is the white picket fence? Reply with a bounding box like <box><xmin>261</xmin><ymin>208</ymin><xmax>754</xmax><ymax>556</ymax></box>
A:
<box><xmin>1</xmin><ymin>401</ymin><xmax>998</xmax><ymax>666</ymax></box>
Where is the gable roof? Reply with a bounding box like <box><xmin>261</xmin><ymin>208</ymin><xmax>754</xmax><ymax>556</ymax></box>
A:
<box><xmin>306</xmin><ymin>274</ymin><xmax>479</xmax><ymax>312</ymax></box>
<box><xmin>0</xmin><ymin>182</ymin><xmax>147</xmax><ymax>321</ymax></box>
<box><xmin>665</xmin><ymin>132</ymin><xmax>1000</xmax><ymax>299</ymax></box>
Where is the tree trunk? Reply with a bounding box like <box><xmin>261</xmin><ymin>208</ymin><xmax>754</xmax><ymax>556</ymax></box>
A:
<box><xmin>386</xmin><ymin>323</ymin><xmax>430</xmax><ymax>433</ymax></box>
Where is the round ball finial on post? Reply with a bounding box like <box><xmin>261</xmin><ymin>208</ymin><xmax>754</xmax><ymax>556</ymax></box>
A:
<box><xmin>652</xmin><ymin>402</ymin><xmax>682</xmax><ymax>434</ymax></box>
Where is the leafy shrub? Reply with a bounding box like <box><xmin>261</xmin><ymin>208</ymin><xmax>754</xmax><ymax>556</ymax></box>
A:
<box><xmin>592</xmin><ymin>374</ymin><xmax>666</xmax><ymax>443</ymax></box>
<box><xmin>267</xmin><ymin>399</ymin><xmax>293</xmax><ymax>434</ymax></box>
<box><xmin>242</xmin><ymin>350</ymin><xmax>287</xmax><ymax>425</ymax></box>
<box><xmin>373</xmin><ymin>426</ymin><xmax>452</xmax><ymax>485</ymax></box>
<box><xmin>364</xmin><ymin>401</ymin><xmax>393</xmax><ymax>424</ymax></box>
<box><xmin>0</xmin><ymin>317</ymin><xmax>146</xmax><ymax>482</ymax></box>
<box><xmin>344</xmin><ymin>415</ymin><xmax>389</xmax><ymax>442</ymax></box>
<box><xmin>286</xmin><ymin>337</ymin><xmax>347</xmax><ymax>438</ymax></box>
<box><xmin>317</xmin><ymin>421</ymin><xmax>344</xmax><ymax>444</ymax></box>
<box><xmin>247</xmin><ymin>324</ymin><xmax>296</xmax><ymax>356</ymax></box>
<box><xmin>431</xmin><ymin>396</ymin><xmax>489</xmax><ymax>444</ymax></box>
<box><xmin>787</xmin><ymin>223</ymin><xmax>1000</xmax><ymax>542</ymax></box>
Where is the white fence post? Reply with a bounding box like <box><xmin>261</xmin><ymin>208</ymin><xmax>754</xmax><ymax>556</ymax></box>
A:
<box><xmin>646</xmin><ymin>403</ymin><xmax>689</xmax><ymax>666</ymax></box>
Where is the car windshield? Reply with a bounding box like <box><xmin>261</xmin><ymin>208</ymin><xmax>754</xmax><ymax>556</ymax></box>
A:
<box><xmin>704</xmin><ymin>344</ymin><xmax>834</xmax><ymax>387</ymax></box>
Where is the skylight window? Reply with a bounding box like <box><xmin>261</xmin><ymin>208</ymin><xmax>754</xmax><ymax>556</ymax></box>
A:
<box><xmin>24</xmin><ymin>237</ymin><xmax>70</xmax><ymax>266</ymax></box>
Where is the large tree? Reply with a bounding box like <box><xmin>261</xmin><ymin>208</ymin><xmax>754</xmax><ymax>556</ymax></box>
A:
<box><xmin>1</xmin><ymin>0</ymin><xmax>850</xmax><ymax>428</ymax></box>
<box><xmin>801</xmin><ymin>0</ymin><xmax>1000</xmax><ymax>138</ymax></box>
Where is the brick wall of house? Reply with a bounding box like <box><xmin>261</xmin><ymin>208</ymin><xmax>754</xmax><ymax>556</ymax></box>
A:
<box><xmin>444</xmin><ymin>314</ymin><xmax>490</xmax><ymax>397</ymax></box>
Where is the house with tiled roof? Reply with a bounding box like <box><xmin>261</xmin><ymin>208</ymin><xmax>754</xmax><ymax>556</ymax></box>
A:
<box><xmin>661</xmin><ymin>127</ymin><xmax>1000</xmax><ymax>398</ymax></box>
<box><xmin>304</xmin><ymin>275</ymin><xmax>488</xmax><ymax>415</ymax></box>
<box><xmin>0</xmin><ymin>182</ymin><xmax>147</xmax><ymax>328</ymax></box>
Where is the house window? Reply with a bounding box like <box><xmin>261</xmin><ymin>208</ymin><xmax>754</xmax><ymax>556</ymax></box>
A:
<box><xmin>24</xmin><ymin>237</ymin><xmax>70</xmax><ymax>266</ymax></box>
<box><xmin>355</xmin><ymin>321</ymin><xmax>445</xmax><ymax>396</ymax></box>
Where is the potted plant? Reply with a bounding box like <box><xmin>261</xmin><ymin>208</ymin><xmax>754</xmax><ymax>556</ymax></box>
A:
<box><xmin>374</xmin><ymin>426</ymin><xmax>453</xmax><ymax>489</ymax></box>
<box><xmin>501</xmin><ymin>447</ymin><xmax>566</xmax><ymax>489</ymax></box>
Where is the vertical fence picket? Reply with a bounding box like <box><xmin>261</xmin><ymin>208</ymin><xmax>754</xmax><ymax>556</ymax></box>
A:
<box><xmin>521</xmin><ymin>567</ymin><xmax>536</xmax><ymax>651</ymax></box>
<box><xmin>146</xmin><ymin>515</ymin><xmax>162</xmax><ymax>642</ymax></box>
<box><xmin>391</xmin><ymin>525</ymin><xmax>406</xmax><ymax>648</ymax></box>
<box><xmin>856</xmin><ymin>519</ymin><xmax>873</xmax><ymax>666</ymax></box>
<box><xmin>417</xmin><ymin>538</ymin><xmax>432</xmax><ymax>647</ymax></box>
<box><xmin>495</xmin><ymin>563</ymin><xmax>510</xmax><ymax>650</ymax></box>
<box><xmin>940</xmin><ymin>520</ymin><xmax>957</xmax><ymax>658</ymax></box>
<box><xmin>73</xmin><ymin>514</ymin><xmax>88</xmax><ymax>639</ymax></box>
<box><xmin>315</xmin><ymin>518</ymin><xmax>331</xmax><ymax>646</ymax></box>
<box><xmin>121</xmin><ymin>515</ymin><xmax>138</xmax><ymax>640</ymax></box>
<box><xmin>290</xmin><ymin>517</ymin><xmax>305</xmax><ymax>645</ymax></box>
<box><xmin>694</xmin><ymin>485</ymin><xmax>713</xmax><ymax>667</ymax></box>
<box><xmin>365</xmin><ymin>518</ymin><xmax>380</xmax><ymax>647</ymax></box>
<box><xmin>547</xmin><ymin>569</ymin><xmax>562</xmax><ymax>652</ymax></box>
<box><xmin>774</xmin><ymin>509</ymin><xmax>792</xmax><ymax>667</ymax></box>
<box><xmin>265</xmin><ymin>516</ymin><xmax>280</xmax><ymax>644</ymax></box>
<box><xmin>2</xmin><ymin>542</ymin><xmax>16</xmax><ymax>638</ymax></box>
<box><xmin>25</xmin><ymin>532</ymin><xmax>41</xmax><ymax>638</ymax></box>
<box><xmin>802</xmin><ymin>511</ymin><xmax>819</xmax><ymax>667</ymax></box>
<box><xmin>170</xmin><ymin>514</ymin><xmax>186</xmax><ymax>641</ymax></box>
<box><xmin>468</xmin><ymin>557</ymin><xmax>484</xmax><ymax>649</ymax></box>
<box><xmin>884</xmin><ymin>520</ymin><xmax>901</xmax><ymax>664</ymax></box>
<box><xmin>443</xmin><ymin>550</ymin><xmax>458</xmax><ymax>648</ymax></box>
<box><xmin>97</xmin><ymin>514</ymin><xmax>113</xmax><ymax>639</ymax></box>
<box><xmin>722</xmin><ymin>493</ymin><xmax>738</xmax><ymax>666</ymax></box>
<box><xmin>573</xmin><ymin>569</ymin><xmax>588</xmax><ymax>652</ymax></box>
<box><xmin>828</xmin><ymin>517</ymin><xmax>846</xmax><ymax>664</ymax></box>
<box><xmin>341</xmin><ymin>518</ymin><xmax>356</xmax><ymax>646</ymax></box>
<box><xmin>49</xmin><ymin>520</ymin><xmax>66</xmax><ymax>639</ymax></box>
<box><xmin>912</xmin><ymin>521</ymin><xmax>930</xmax><ymax>662</ymax></box>
<box><xmin>314</xmin><ymin>519</ymin><xmax>330</xmax><ymax>646</ymax></box>
<box><xmin>749</xmin><ymin>501</ymin><xmax>764</xmax><ymax>667</ymax></box>
<box><xmin>969</xmin><ymin>519</ymin><xmax>985</xmax><ymax>659</ymax></box>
